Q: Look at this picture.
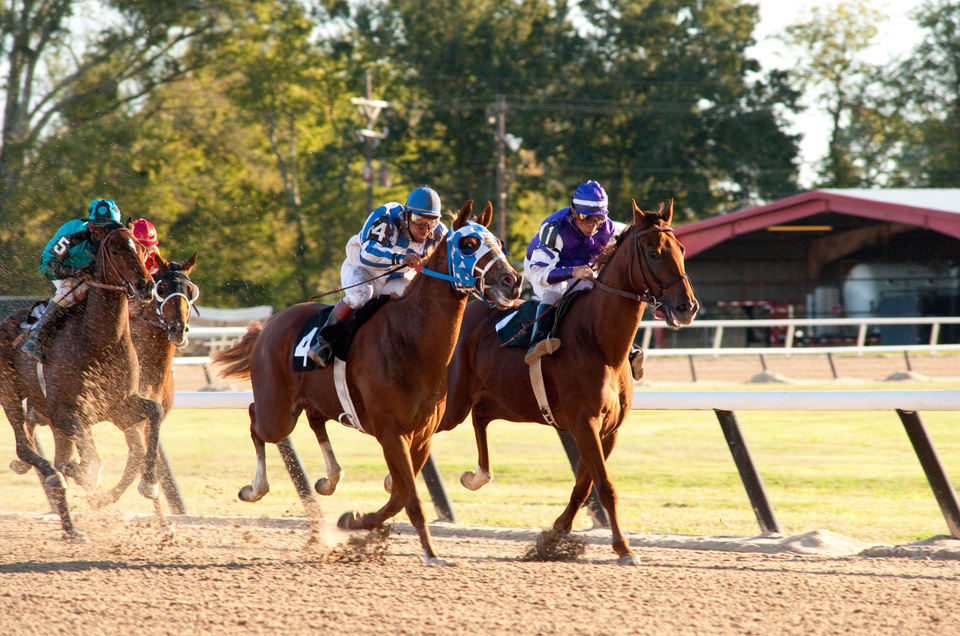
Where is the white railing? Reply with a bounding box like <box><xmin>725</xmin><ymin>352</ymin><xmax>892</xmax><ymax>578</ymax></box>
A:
<box><xmin>636</xmin><ymin>316</ymin><xmax>960</xmax><ymax>356</ymax></box>
<box><xmin>176</xmin><ymin>316</ymin><xmax>960</xmax><ymax>365</ymax></box>
<box><xmin>172</xmin><ymin>389</ymin><xmax>960</xmax><ymax>411</ymax></box>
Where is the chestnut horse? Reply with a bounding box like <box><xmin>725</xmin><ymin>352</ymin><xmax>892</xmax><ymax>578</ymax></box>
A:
<box><xmin>0</xmin><ymin>223</ymin><xmax>159</xmax><ymax>540</ymax></box>
<box><xmin>93</xmin><ymin>253</ymin><xmax>199</xmax><ymax>507</ymax></box>
<box><xmin>213</xmin><ymin>201</ymin><xmax>522</xmax><ymax>565</ymax></box>
<box><xmin>13</xmin><ymin>254</ymin><xmax>199</xmax><ymax>510</ymax></box>
<box><xmin>438</xmin><ymin>200</ymin><xmax>698</xmax><ymax>565</ymax></box>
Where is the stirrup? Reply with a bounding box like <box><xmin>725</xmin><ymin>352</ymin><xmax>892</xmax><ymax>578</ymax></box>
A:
<box><xmin>524</xmin><ymin>337</ymin><xmax>561</xmax><ymax>365</ymax></box>
<box><xmin>18</xmin><ymin>334</ymin><xmax>42</xmax><ymax>361</ymax></box>
<box><xmin>307</xmin><ymin>340</ymin><xmax>333</xmax><ymax>367</ymax></box>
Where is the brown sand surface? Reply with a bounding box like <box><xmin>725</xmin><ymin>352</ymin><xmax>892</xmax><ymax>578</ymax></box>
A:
<box><xmin>2</xmin><ymin>355</ymin><xmax>957</xmax><ymax>634</ymax></box>
<box><xmin>0</xmin><ymin>513</ymin><xmax>958</xmax><ymax>635</ymax></box>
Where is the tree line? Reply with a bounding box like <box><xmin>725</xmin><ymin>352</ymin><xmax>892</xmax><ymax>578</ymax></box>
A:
<box><xmin>1</xmin><ymin>0</ymin><xmax>957</xmax><ymax>308</ymax></box>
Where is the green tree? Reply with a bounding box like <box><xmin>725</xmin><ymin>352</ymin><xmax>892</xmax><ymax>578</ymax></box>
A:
<box><xmin>890</xmin><ymin>0</ymin><xmax>960</xmax><ymax>186</ymax></box>
<box><xmin>0</xmin><ymin>0</ymin><xmax>242</xmax><ymax>292</ymax></box>
<box><xmin>783</xmin><ymin>0</ymin><xmax>893</xmax><ymax>187</ymax></box>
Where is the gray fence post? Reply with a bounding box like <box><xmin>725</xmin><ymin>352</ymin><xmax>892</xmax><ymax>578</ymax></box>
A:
<box><xmin>714</xmin><ymin>409</ymin><xmax>780</xmax><ymax>535</ymax></box>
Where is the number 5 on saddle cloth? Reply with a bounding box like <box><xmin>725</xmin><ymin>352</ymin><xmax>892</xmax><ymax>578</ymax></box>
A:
<box><xmin>291</xmin><ymin>296</ymin><xmax>390</xmax><ymax>372</ymax></box>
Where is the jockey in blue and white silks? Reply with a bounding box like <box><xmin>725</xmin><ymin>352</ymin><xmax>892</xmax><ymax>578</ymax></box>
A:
<box><xmin>307</xmin><ymin>185</ymin><xmax>448</xmax><ymax>367</ymax></box>
<box><xmin>522</xmin><ymin>180</ymin><xmax>623</xmax><ymax>364</ymax></box>
<box><xmin>19</xmin><ymin>198</ymin><xmax>124</xmax><ymax>360</ymax></box>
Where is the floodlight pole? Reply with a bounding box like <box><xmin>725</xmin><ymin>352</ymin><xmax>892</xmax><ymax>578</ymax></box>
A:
<box><xmin>493</xmin><ymin>94</ymin><xmax>507</xmax><ymax>239</ymax></box>
<box><xmin>352</xmin><ymin>70</ymin><xmax>391</xmax><ymax>212</ymax></box>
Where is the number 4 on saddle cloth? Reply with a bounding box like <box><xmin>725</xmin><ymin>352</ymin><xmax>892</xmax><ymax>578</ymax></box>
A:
<box><xmin>495</xmin><ymin>291</ymin><xmax>645</xmax><ymax>381</ymax></box>
<box><xmin>291</xmin><ymin>296</ymin><xmax>390</xmax><ymax>372</ymax></box>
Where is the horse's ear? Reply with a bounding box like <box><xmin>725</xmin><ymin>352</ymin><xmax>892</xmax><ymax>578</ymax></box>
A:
<box><xmin>125</xmin><ymin>217</ymin><xmax>134</xmax><ymax>229</ymax></box>
<box><xmin>661</xmin><ymin>198</ymin><xmax>674</xmax><ymax>225</ymax></box>
<box><xmin>631</xmin><ymin>199</ymin><xmax>644</xmax><ymax>225</ymax></box>
<box><xmin>182</xmin><ymin>252</ymin><xmax>198</xmax><ymax>274</ymax></box>
<box><xmin>478</xmin><ymin>201</ymin><xmax>493</xmax><ymax>228</ymax></box>
<box><xmin>154</xmin><ymin>251</ymin><xmax>169</xmax><ymax>273</ymax></box>
<box><xmin>453</xmin><ymin>199</ymin><xmax>474</xmax><ymax>230</ymax></box>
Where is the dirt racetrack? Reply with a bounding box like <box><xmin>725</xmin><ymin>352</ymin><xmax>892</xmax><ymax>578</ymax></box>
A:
<box><xmin>2</xmin><ymin>354</ymin><xmax>959</xmax><ymax>634</ymax></box>
<box><xmin>1</xmin><ymin>511</ymin><xmax>959</xmax><ymax>635</ymax></box>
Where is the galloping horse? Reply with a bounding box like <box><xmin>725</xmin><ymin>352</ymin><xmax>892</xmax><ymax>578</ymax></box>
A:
<box><xmin>13</xmin><ymin>254</ymin><xmax>200</xmax><ymax>509</ymax></box>
<box><xmin>0</xmin><ymin>222</ymin><xmax>160</xmax><ymax>540</ymax></box>
<box><xmin>93</xmin><ymin>253</ymin><xmax>199</xmax><ymax>506</ymax></box>
<box><xmin>438</xmin><ymin>199</ymin><xmax>698</xmax><ymax>565</ymax></box>
<box><xmin>213</xmin><ymin>201</ymin><xmax>522</xmax><ymax>565</ymax></box>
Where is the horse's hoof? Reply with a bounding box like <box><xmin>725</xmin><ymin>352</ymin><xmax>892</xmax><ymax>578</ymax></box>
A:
<box><xmin>43</xmin><ymin>473</ymin><xmax>66</xmax><ymax>490</ymax></box>
<box><xmin>424</xmin><ymin>556</ymin><xmax>456</xmax><ymax>567</ymax></box>
<box><xmin>138</xmin><ymin>479</ymin><xmax>159</xmax><ymax>500</ymax></box>
<box><xmin>383</xmin><ymin>474</ymin><xmax>392</xmax><ymax>493</ymax></box>
<box><xmin>337</xmin><ymin>511</ymin><xmax>362</xmax><ymax>530</ymax></box>
<box><xmin>314</xmin><ymin>478</ymin><xmax>337</xmax><ymax>496</ymax></box>
<box><xmin>238</xmin><ymin>485</ymin><xmax>266</xmax><ymax>502</ymax></box>
<box><xmin>65</xmin><ymin>529</ymin><xmax>88</xmax><ymax>544</ymax></box>
<box><xmin>459</xmin><ymin>470</ymin><xmax>491</xmax><ymax>491</ymax></box>
<box><xmin>9</xmin><ymin>459</ymin><xmax>31</xmax><ymax>475</ymax></box>
<box><xmin>617</xmin><ymin>553</ymin><xmax>638</xmax><ymax>567</ymax></box>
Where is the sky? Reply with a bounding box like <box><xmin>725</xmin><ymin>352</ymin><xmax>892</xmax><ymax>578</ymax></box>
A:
<box><xmin>749</xmin><ymin>1</ymin><xmax>926</xmax><ymax>186</ymax></box>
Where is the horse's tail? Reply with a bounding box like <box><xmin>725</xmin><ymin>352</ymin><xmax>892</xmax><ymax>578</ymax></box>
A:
<box><xmin>210</xmin><ymin>321</ymin><xmax>262</xmax><ymax>380</ymax></box>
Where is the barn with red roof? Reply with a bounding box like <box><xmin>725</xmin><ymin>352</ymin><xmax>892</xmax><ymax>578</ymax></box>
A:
<box><xmin>674</xmin><ymin>189</ymin><xmax>960</xmax><ymax>341</ymax></box>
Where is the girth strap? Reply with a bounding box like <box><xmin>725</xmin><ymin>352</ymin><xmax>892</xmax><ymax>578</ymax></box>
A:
<box><xmin>333</xmin><ymin>358</ymin><xmax>366</xmax><ymax>434</ymax></box>
<box><xmin>529</xmin><ymin>358</ymin><xmax>559</xmax><ymax>429</ymax></box>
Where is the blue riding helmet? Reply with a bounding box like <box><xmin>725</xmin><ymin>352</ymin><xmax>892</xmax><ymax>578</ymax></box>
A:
<box><xmin>87</xmin><ymin>198</ymin><xmax>122</xmax><ymax>225</ymax></box>
<box><xmin>404</xmin><ymin>186</ymin><xmax>442</xmax><ymax>218</ymax></box>
<box><xmin>571</xmin><ymin>180</ymin><xmax>608</xmax><ymax>215</ymax></box>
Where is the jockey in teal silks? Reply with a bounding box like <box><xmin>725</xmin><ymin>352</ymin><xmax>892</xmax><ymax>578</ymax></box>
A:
<box><xmin>19</xmin><ymin>198</ymin><xmax>123</xmax><ymax>360</ymax></box>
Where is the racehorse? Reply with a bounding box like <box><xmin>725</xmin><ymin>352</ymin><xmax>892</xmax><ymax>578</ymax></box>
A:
<box><xmin>12</xmin><ymin>254</ymin><xmax>200</xmax><ymax>509</ymax></box>
<box><xmin>212</xmin><ymin>200</ymin><xmax>522</xmax><ymax>565</ymax></box>
<box><xmin>438</xmin><ymin>199</ymin><xmax>699</xmax><ymax>565</ymax></box>
<box><xmin>93</xmin><ymin>253</ymin><xmax>199</xmax><ymax>506</ymax></box>
<box><xmin>0</xmin><ymin>222</ymin><xmax>160</xmax><ymax>540</ymax></box>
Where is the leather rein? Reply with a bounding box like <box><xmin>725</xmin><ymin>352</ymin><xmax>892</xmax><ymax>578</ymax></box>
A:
<box><xmin>591</xmin><ymin>224</ymin><xmax>688</xmax><ymax>308</ymax></box>
<box><xmin>86</xmin><ymin>229</ymin><xmax>139</xmax><ymax>298</ymax></box>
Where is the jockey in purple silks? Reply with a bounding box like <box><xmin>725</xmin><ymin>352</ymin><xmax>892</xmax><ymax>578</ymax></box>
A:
<box><xmin>523</xmin><ymin>180</ymin><xmax>620</xmax><ymax>364</ymax></box>
<box><xmin>523</xmin><ymin>181</ymin><xmax>646</xmax><ymax>378</ymax></box>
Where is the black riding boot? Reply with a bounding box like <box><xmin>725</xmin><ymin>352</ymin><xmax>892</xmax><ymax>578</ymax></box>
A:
<box><xmin>18</xmin><ymin>302</ymin><xmax>65</xmax><ymax>361</ymax></box>
<box><xmin>307</xmin><ymin>300</ymin><xmax>353</xmax><ymax>368</ymax></box>
<box><xmin>524</xmin><ymin>302</ymin><xmax>561</xmax><ymax>365</ymax></box>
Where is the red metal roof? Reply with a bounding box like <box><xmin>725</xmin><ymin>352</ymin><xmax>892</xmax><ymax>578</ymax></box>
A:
<box><xmin>676</xmin><ymin>189</ymin><xmax>960</xmax><ymax>257</ymax></box>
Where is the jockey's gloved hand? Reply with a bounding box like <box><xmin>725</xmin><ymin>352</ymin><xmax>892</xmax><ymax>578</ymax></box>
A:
<box><xmin>52</xmin><ymin>263</ymin><xmax>81</xmax><ymax>279</ymax></box>
<box><xmin>403</xmin><ymin>253</ymin><xmax>422</xmax><ymax>267</ymax></box>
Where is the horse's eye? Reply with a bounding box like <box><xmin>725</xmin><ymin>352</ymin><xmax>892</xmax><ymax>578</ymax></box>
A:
<box><xmin>156</xmin><ymin>282</ymin><xmax>171</xmax><ymax>297</ymax></box>
<box><xmin>648</xmin><ymin>249</ymin><xmax>659</xmax><ymax>259</ymax></box>
<box><xmin>458</xmin><ymin>236</ymin><xmax>481</xmax><ymax>255</ymax></box>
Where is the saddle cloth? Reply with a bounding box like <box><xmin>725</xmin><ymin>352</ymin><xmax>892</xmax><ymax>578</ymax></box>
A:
<box><xmin>291</xmin><ymin>295</ymin><xmax>390</xmax><ymax>372</ymax></box>
<box><xmin>495</xmin><ymin>289</ymin><xmax>588</xmax><ymax>347</ymax></box>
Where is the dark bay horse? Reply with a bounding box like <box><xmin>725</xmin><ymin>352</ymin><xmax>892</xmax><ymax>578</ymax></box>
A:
<box><xmin>213</xmin><ymin>201</ymin><xmax>522</xmax><ymax>565</ymax></box>
<box><xmin>13</xmin><ymin>254</ymin><xmax>200</xmax><ymax>509</ymax></box>
<box><xmin>438</xmin><ymin>199</ymin><xmax>698</xmax><ymax>565</ymax></box>
<box><xmin>0</xmin><ymin>223</ymin><xmax>160</xmax><ymax>540</ymax></box>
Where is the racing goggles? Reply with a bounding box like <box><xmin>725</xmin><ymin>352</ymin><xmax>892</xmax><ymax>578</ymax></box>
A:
<box><xmin>573</xmin><ymin>209</ymin><xmax>606</xmax><ymax>226</ymax></box>
<box><xmin>409</xmin><ymin>212</ymin><xmax>440</xmax><ymax>230</ymax></box>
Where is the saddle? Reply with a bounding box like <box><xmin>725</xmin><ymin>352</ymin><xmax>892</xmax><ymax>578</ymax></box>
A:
<box><xmin>496</xmin><ymin>290</ymin><xmax>588</xmax><ymax>347</ymax></box>
<box><xmin>292</xmin><ymin>295</ymin><xmax>390</xmax><ymax>372</ymax></box>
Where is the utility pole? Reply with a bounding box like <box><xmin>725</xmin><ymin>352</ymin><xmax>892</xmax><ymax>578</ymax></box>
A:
<box><xmin>351</xmin><ymin>70</ymin><xmax>391</xmax><ymax>212</ymax></box>
<box><xmin>493</xmin><ymin>94</ymin><xmax>507</xmax><ymax>239</ymax></box>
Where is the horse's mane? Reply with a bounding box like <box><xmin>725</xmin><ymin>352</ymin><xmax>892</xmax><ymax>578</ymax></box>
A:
<box><xmin>593</xmin><ymin>226</ymin><xmax>628</xmax><ymax>273</ymax></box>
<box><xmin>594</xmin><ymin>209</ymin><xmax>664</xmax><ymax>273</ymax></box>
